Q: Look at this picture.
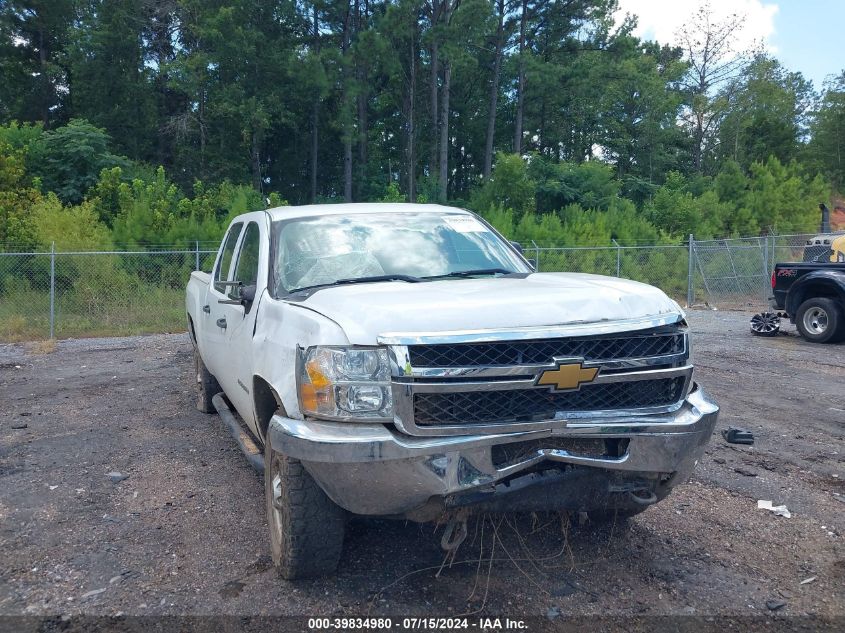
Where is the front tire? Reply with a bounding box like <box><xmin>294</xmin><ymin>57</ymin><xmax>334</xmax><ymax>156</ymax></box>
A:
<box><xmin>194</xmin><ymin>348</ymin><xmax>220</xmax><ymax>413</ymax></box>
<box><xmin>264</xmin><ymin>431</ymin><xmax>346</xmax><ymax>579</ymax></box>
<box><xmin>795</xmin><ymin>297</ymin><xmax>844</xmax><ymax>344</ymax></box>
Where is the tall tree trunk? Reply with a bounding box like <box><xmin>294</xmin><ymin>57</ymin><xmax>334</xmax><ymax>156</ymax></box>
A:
<box><xmin>38</xmin><ymin>23</ymin><xmax>49</xmax><ymax>127</ymax></box>
<box><xmin>251</xmin><ymin>130</ymin><xmax>262</xmax><ymax>192</ymax></box>
<box><xmin>429</xmin><ymin>39</ymin><xmax>439</xmax><ymax>180</ymax></box>
<box><xmin>310</xmin><ymin>3</ymin><xmax>320</xmax><ymax>203</ymax></box>
<box><xmin>344</xmin><ymin>142</ymin><xmax>353</xmax><ymax>201</ymax></box>
<box><xmin>513</xmin><ymin>0</ymin><xmax>527</xmax><ymax>155</ymax></box>
<box><xmin>342</xmin><ymin>1</ymin><xmax>353</xmax><ymax>202</ymax></box>
<box><xmin>483</xmin><ymin>0</ymin><xmax>505</xmax><ymax>179</ymax></box>
<box><xmin>356</xmin><ymin>0</ymin><xmax>368</xmax><ymax>199</ymax></box>
<box><xmin>438</xmin><ymin>61</ymin><xmax>451</xmax><ymax>202</ymax></box>
<box><xmin>693</xmin><ymin>112</ymin><xmax>704</xmax><ymax>171</ymax></box>
<box><xmin>692</xmin><ymin>71</ymin><xmax>707</xmax><ymax>171</ymax></box>
<box><xmin>357</xmin><ymin>92</ymin><xmax>368</xmax><ymax>198</ymax></box>
<box><xmin>407</xmin><ymin>20</ymin><xmax>417</xmax><ymax>202</ymax></box>
<box><xmin>310</xmin><ymin>101</ymin><xmax>319</xmax><ymax>202</ymax></box>
<box><xmin>199</xmin><ymin>93</ymin><xmax>206</xmax><ymax>178</ymax></box>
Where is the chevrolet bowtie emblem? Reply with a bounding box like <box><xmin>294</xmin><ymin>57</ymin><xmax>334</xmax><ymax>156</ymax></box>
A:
<box><xmin>536</xmin><ymin>362</ymin><xmax>599</xmax><ymax>391</ymax></box>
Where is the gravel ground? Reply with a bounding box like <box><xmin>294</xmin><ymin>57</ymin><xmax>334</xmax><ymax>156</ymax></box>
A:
<box><xmin>0</xmin><ymin>310</ymin><xmax>843</xmax><ymax>628</ymax></box>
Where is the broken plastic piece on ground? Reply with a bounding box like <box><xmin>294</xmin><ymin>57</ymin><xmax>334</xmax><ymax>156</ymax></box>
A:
<box><xmin>440</xmin><ymin>516</ymin><xmax>468</xmax><ymax>552</ymax></box>
<box><xmin>757</xmin><ymin>499</ymin><xmax>791</xmax><ymax>518</ymax></box>
<box><xmin>722</xmin><ymin>427</ymin><xmax>754</xmax><ymax>445</ymax></box>
<box><xmin>800</xmin><ymin>576</ymin><xmax>817</xmax><ymax>585</ymax></box>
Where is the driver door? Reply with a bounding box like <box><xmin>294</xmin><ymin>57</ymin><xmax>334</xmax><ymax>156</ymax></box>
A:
<box><xmin>216</xmin><ymin>216</ymin><xmax>268</xmax><ymax>433</ymax></box>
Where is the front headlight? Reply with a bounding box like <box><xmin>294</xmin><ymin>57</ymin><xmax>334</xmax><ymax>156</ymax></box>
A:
<box><xmin>297</xmin><ymin>346</ymin><xmax>393</xmax><ymax>420</ymax></box>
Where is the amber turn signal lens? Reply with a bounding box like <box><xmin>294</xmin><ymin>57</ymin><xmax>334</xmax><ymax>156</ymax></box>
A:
<box><xmin>305</xmin><ymin>360</ymin><xmax>331</xmax><ymax>389</ymax></box>
<box><xmin>299</xmin><ymin>383</ymin><xmax>318</xmax><ymax>412</ymax></box>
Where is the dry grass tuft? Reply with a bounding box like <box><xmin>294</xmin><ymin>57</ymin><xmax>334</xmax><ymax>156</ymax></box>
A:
<box><xmin>29</xmin><ymin>339</ymin><xmax>57</xmax><ymax>354</ymax></box>
<box><xmin>369</xmin><ymin>509</ymin><xmax>628</xmax><ymax>614</ymax></box>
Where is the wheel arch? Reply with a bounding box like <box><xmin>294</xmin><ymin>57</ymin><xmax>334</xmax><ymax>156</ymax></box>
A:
<box><xmin>253</xmin><ymin>375</ymin><xmax>285</xmax><ymax>445</ymax></box>
<box><xmin>187</xmin><ymin>314</ymin><xmax>198</xmax><ymax>346</ymax></box>
<box><xmin>786</xmin><ymin>276</ymin><xmax>845</xmax><ymax>319</ymax></box>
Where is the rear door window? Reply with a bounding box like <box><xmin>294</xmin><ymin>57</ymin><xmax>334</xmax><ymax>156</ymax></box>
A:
<box><xmin>214</xmin><ymin>222</ymin><xmax>243</xmax><ymax>293</ymax></box>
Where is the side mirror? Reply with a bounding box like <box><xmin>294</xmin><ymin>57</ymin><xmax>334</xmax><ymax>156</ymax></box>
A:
<box><xmin>526</xmin><ymin>258</ymin><xmax>537</xmax><ymax>271</ymax></box>
<box><xmin>239</xmin><ymin>284</ymin><xmax>256</xmax><ymax>303</ymax></box>
<box><xmin>219</xmin><ymin>281</ymin><xmax>256</xmax><ymax>307</ymax></box>
<box><xmin>510</xmin><ymin>240</ymin><xmax>524</xmax><ymax>255</ymax></box>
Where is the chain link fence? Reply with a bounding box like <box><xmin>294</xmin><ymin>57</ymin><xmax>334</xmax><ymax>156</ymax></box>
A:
<box><xmin>0</xmin><ymin>246</ymin><xmax>217</xmax><ymax>341</ymax></box>
<box><xmin>689</xmin><ymin>232</ymin><xmax>843</xmax><ymax>310</ymax></box>
<box><xmin>1</xmin><ymin>232</ymin><xmax>839</xmax><ymax>341</ymax></box>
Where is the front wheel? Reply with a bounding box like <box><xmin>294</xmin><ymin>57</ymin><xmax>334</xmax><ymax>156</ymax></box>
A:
<box><xmin>264</xmin><ymin>431</ymin><xmax>346</xmax><ymax>579</ymax></box>
<box><xmin>795</xmin><ymin>297</ymin><xmax>845</xmax><ymax>344</ymax></box>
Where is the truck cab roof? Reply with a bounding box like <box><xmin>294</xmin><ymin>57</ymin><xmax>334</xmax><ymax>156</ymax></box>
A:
<box><xmin>265</xmin><ymin>202</ymin><xmax>472</xmax><ymax>222</ymax></box>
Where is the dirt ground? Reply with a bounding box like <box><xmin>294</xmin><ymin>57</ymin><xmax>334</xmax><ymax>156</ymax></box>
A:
<box><xmin>0</xmin><ymin>310</ymin><xmax>843</xmax><ymax>628</ymax></box>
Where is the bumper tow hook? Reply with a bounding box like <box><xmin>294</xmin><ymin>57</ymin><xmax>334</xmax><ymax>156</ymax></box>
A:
<box><xmin>627</xmin><ymin>490</ymin><xmax>658</xmax><ymax>506</ymax></box>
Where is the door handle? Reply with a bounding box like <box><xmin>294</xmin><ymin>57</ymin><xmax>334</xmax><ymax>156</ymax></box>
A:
<box><xmin>216</xmin><ymin>318</ymin><xmax>227</xmax><ymax>329</ymax></box>
<box><xmin>202</xmin><ymin>305</ymin><xmax>210</xmax><ymax>314</ymax></box>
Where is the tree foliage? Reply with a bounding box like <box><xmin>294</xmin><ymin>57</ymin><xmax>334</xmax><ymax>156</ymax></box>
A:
<box><xmin>0</xmin><ymin>0</ymin><xmax>842</xmax><ymax>253</ymax></box>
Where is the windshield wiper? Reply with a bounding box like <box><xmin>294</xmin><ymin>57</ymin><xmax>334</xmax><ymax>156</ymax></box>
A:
<box><xmin>290</xmin><ymin>274</ymin><xmax>422</xmax><ymax>295</ymax></box>
<box><xmin>335</xmin><ymin>274</ymin><xmax>422</xmax><ymax>285</ymax></box>
<box><xmin>422</xmin><ymin>268</ymin><xmax>516</xmax><ymax>280</ymax></box>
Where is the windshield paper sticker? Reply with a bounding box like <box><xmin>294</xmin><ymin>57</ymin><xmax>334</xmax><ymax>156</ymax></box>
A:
<box><xmin>444</xmin><ymin>215</ymin><xmax>488</xmax><ymax>233</ymax></box>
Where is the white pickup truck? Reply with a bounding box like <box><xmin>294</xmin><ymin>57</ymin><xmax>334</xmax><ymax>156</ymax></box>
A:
<box><xmin>186</xmin><ymin>203</ymin><xmax>718</xmax><ymax>578</ymax></box>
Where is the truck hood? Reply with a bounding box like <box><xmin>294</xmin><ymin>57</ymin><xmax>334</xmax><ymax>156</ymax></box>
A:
<box><xmin>293</xmin><ymin>273</ymin><xmax>683</xmax><ymax>345</ymax></box>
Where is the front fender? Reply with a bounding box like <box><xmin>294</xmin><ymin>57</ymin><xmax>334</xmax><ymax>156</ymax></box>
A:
<box><xmin>251</xmin><ymin>297</ymin><xmax>349</xmax><ymax>420</ymax></box>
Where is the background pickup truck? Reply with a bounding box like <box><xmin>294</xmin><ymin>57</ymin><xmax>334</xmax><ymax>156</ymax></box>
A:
<box><xmin>770</xmin><ymin>261</ymin><xmax>845</xmax><ymax>343</ymax></box>
<box><xmin>185</xmin><ymin>203</ymin><xmax>719</xmax><ymax>579</ymax></box>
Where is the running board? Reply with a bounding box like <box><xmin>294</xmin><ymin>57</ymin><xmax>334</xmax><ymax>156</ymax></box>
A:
<box><xmin>212</xmin><ymin>393</ymin><xmax>265</xmax><ymax>473</ymax></box>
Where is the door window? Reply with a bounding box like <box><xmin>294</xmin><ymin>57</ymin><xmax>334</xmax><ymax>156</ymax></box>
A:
<box><xmin>234</xmin><ymin>222</ymin><xmax>261</xmax><ymax>287</ymax></box>
<box><xmin>214</xmin><ymin>222</ymin><xmax>243</xmax><ymax>293</ymax></box>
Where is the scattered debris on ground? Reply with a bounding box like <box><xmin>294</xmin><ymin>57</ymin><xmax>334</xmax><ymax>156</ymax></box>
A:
<box><xmin>757</xmin><ymin>500</ymin><xmax>792</xmax><ymax>518</ymax></box>
<box><xmin>722</xmin><ymin>427</ymin><xmax>755</xmax><ymax>445</ymax></box>
<box><xmin>1</xmin><ymin>311</ymin><xmax>842</xmax><ymax>622</ymax></box>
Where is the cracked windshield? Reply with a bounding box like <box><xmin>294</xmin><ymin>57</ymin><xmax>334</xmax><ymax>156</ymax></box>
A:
<box><xmin>273</xmin><ymin>212</ymin><xmax>529</xmax><ymax>293</ymax></box>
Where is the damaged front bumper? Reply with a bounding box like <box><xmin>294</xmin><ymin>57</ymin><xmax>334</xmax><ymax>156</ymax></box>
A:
<box><xmin>268</xmin><ymin>385</ymin><xmax>718</xmax><ymax>520</ymax></box>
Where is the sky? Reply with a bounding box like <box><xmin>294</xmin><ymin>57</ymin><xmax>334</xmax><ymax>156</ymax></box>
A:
<box><xmin>614</xmin><ymin>0</ymin><xmax>845</xmax><ymax>90</ymax></box>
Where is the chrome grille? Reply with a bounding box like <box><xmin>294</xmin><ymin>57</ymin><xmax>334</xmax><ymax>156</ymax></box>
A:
<box><xmin>387</xmin><ymin>318</ymin><xmax>692</xmax><ymax>435</ymax></box>
<box><xmin>412</xmin><ymin>377</ymin><xmax>686</xmax><ymax>426</ymax></box>
<box><xmin>407</xmin><ymin>328</ymin><xmax>683</xmax><ymax>368</ymax></box>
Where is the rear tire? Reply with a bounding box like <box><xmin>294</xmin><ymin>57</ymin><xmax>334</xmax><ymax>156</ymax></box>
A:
<box><xmin>264</xmin><ymin>430</ymin><xmax>346</xmax><ymax>579</ymax></box>
<box><xmin>194</xmin><ymin>349</ymin><xmax>220</xmax><ymax>413</ymax></box>
<box><xmin>795</xmin><ymin>297</ymin><xmax>844</xmax><ymax>344</ymax></box>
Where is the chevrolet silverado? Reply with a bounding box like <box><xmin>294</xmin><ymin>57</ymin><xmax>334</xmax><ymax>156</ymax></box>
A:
<box><xmin>185</xmin><ymin>203</ymin><xmax>719</xmax><ymax>578</ymax></box>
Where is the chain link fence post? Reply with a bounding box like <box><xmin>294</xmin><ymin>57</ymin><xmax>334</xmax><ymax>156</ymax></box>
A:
<box><xmin>195</xmin><ymin>240</ymin><xmax>200</xmax><ymax>271</ymax></box>
<box><xmin>686</xmin><ymin>234</ymin><xmax>694</xmax><ymax>308</ymax></box>
<box><xmin>531</xmin><ymin>240</ymin><xmax>540</xmax><ymax>272</ymax></box>
<box><xmin>612</xmin><ymin>239</ymin><xmax>621</xmax><ymax>277</ymax></box>
<box><xmin>762</xmin><ymin>234</ymin><xmax>770</xmax><ymax>301</ymax></box>
<box><xmin>49</xmin><ymin>242</ymin><xmax>56</xmax><ymax>339</ymax></box>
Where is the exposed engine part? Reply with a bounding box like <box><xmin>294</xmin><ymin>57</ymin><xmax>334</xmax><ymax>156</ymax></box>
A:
<box><xmin>750</xmin><ymin>312</ymin><xmax>780</xmax><ymax>336</ymax></box>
